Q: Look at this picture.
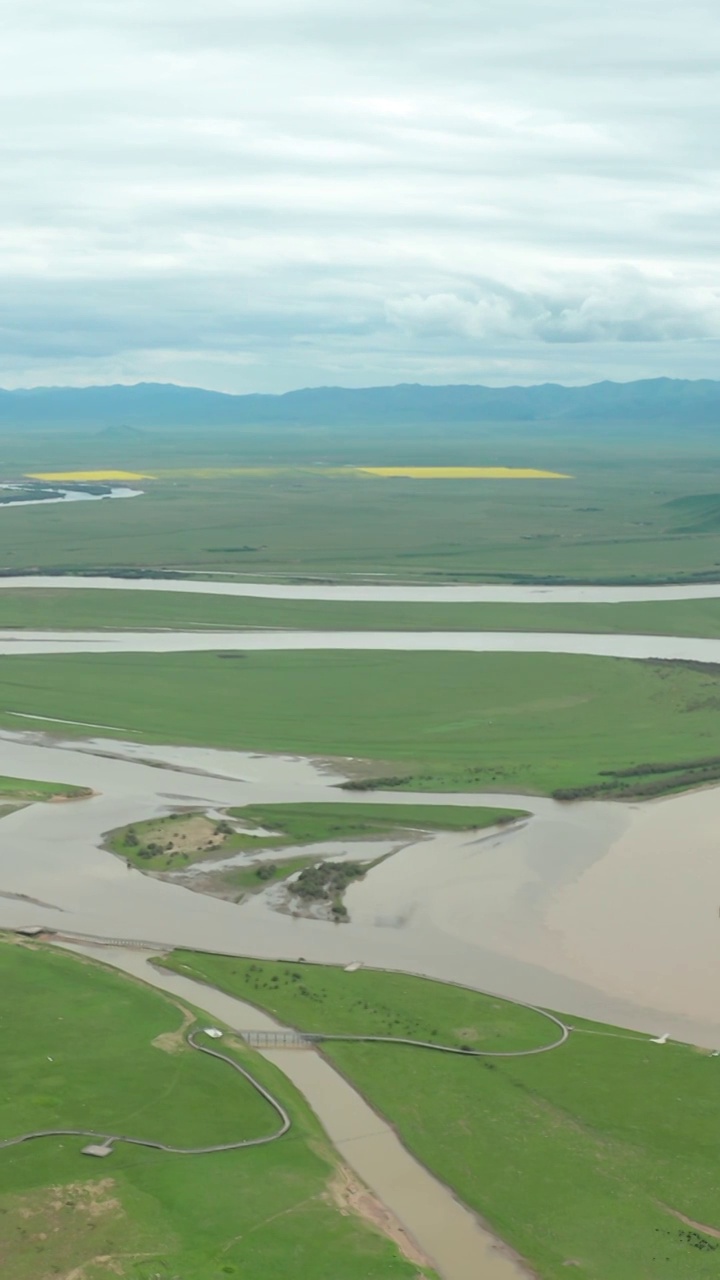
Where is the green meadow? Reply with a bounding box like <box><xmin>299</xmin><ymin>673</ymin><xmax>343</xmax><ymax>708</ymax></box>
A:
<box><xmin>0</xmin><ymin>940</ymin><xmax>431</xmax><ymax>1280</ymax></box>
<box><xmin>1</xmin><ymin>425</ymin><xmax>720</xmax><ymax>585</ymax></box>
<box><xmin>163</xmin><ymin>952</ymin><xmax>720</xmax><ymax>1280</ymax></box>
<box><xmin>0</xmin><ymin>774</ymin><xmax>89</xmax><ymax>801</ymax></box>
<box><xmin>0</xmin><ymin>648</ymin><xmax>719</xmax><ymax>793</ymax></box>
<box><xmin>8</xmin><ymin>586</ymin><xmax>720</xmax><ymax>637</ymax></box>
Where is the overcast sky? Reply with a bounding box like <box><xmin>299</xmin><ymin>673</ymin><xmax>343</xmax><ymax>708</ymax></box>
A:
<box><xmin>3</xmin><ymin>0</ymin><xmax>720</xmax><ymax>390</ymax></box>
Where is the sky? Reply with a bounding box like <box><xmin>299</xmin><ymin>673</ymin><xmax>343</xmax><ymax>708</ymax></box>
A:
<box><xmin>3</xmin><ymin>0</ymin><xmax>720</xmax><ymax>391</ymax></box>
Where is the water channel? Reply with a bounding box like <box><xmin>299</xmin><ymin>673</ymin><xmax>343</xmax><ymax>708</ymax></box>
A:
<box><xmin>3</xmin><ymin>572</ymin><xmax>720</xmax><ymax>601</ymax></box>
<box><xmin>63</xmin><ymin>945</ymin><xmax>528</xmax><ymax>1280</ymax></box>
<box><xmin>3</xmin><ymin>574</ymin><xmax>720</xmax><ymax>1277</ymax></box>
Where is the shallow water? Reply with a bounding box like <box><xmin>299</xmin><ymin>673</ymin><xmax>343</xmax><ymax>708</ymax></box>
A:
<box><xmin>0</xmin><ymin>487</ymin><xmax>142</xmax><ymax>509</ymax></box>
<box><xmin>3</xmin><ymin>572</ymin><xmax>720</xmax><ymax>602</ymax></box>
<box><xmin>0</xmin><ymin>731</ymin><xmax>717</xmax><ymax>1047</ymax></box>
<box><xmin>0</xmin><ymin>625</ymin><xmax>719</xmax><ymax>663</ymax></box>
<box><xmin>68</xmin><ymin>945</ymin><xmax>531</xmax><ymax>1280</ymax></box>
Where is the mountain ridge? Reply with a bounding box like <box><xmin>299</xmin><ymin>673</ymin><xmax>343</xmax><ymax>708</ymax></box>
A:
<box><xmin>1</xmin><ymin>377</ymin><xmax>719</xmax><ymax>427</ymax></box>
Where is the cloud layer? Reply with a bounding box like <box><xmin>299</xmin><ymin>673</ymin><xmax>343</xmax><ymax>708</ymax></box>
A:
<box><xmin>2</xmin><ymin>1</ymin><xmax>720</xmax><ymax>389</ymax></box>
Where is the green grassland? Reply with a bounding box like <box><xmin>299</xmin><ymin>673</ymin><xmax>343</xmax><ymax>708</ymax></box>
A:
<box><xmin>229</xmin><ymin>801</ymin><xmax>525</xmax><ymax>841</ymax></box>
<box><xmin>0</xmin><ymin>940</ymin><xmax>431</xmax><ymax>1280</ymax></box>
<box><xmin>10</xmin><ymin>586</ymin><xmax>720</xmax><ymax>638</ymax></box>
<box><xmin>108</xmin><ymin>801</ymin><xmax>523</xmax><ymax>872</ymax></box>
<box><xmin>2</xmin><ymin>424</ymin><xmax>720</xmax><ymax>583</ymax></box>
<box><xmin>162</xmin><ymin>952</ymin><xmax>720</xmax><ymax>1280</ymax></box>
<box><xmin>0</xmin><ymin>774</ymin><xmax>89</xmax><ymax>801</ymax></box>
<box><xmin>0</xmin><ymin>649</ymin><xmax>719</xmax><ymax>793</ymax></box>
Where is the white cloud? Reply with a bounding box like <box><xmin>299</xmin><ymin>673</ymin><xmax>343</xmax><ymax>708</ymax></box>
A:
<box><xmin>1</xmin><ymin>1</ymin><xmax>720</xmax><ymax>388</ymax></box>
<box><xmin>387</xmin><ymin>273</ymin><xmax>720</xmax><ymax>345</ymax></box>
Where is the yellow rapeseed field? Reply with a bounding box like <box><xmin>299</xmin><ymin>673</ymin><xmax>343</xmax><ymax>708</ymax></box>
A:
<box><xmin>355</xmin><ymin>466</ymin><xmax>571</xmax><ymax>479</ymax></box>
<box><xmin>26</xmin><ymin>470</ymin><xmax>153</xmax><ymax>481</ymax></box>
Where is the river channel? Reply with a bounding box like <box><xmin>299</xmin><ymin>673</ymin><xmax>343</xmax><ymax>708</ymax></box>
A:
<box><xmin>4</xmin><ymin>572</ymin><xmax>720</xmax><ymax>601</ymax></box>
<box><xmin>61</xmin><ymin>944</ymin><xmax>528</xmax><ymax>1280</ymax></box>
<box><xmin>2</xmin><ymin>574</ymin><xmax>720</xmax><ymax>1277</ymax></box>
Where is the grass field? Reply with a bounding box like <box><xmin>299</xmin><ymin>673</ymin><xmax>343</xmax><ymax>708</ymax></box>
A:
<box><xmin>0</xmin><ymin>940</ymin><xmax>431</xmax><ymax>1280</ymax></box>
<box><xmin>0</xmin><ymin>649</ymin><xmax>719</xmax><ymax>793</ymax></box>
<box><xmin>1</xmin><ymin>426</ymin><xmax>720</xmax><ymax>584</ymax></box>
<box><xmin>162</xmin><ymin>952</ymin><xmax>720</xmax><ymax>1280</ymax></box>
<box><xmin>108</xmin><ymin>801</ymin><xmax>523</xmax><ymax>872</ymax></box>
<box><xmin>10</xmin><ymin>587</ymin><xmax>720</xmax><ymax>638</ymax></box>
<box><xmin>0</xmin><ymin>774</ymin><xmax>90</xmax><ymax>802</ymax></box>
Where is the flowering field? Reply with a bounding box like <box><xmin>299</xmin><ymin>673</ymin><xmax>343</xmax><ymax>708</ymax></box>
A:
<box><xmin>27</xmin><ymin>470</ymin><xmax>152</xmax><ymax>481</ymax></box>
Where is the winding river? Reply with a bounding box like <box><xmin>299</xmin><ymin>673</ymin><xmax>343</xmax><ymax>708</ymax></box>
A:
<box><xmin>3</xmin><ymin>574</ymin><xmax>720</xmax><ymax>1278</ymax></box>
<box><xmin>4</xmin><ymin>572</ymin><xmax>720</xmax><ymax>601</ymax></box>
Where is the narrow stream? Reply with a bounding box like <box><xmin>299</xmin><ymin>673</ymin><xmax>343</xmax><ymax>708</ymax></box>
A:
<box><xmin>70</xmin><ymin>944</ymin><xmax>531</xmax><ymax>1280</ymax></box>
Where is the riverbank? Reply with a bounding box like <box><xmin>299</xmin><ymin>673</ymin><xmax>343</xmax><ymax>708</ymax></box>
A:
<box><xmin>0</xmin><ymin>648</ymin><xmax>719</xmax><ymax>798</ymax></box>
<box><xmin>0</xmin><ymin>730</ymin><xmax>717</xmax><ymax>1046</ymax></box>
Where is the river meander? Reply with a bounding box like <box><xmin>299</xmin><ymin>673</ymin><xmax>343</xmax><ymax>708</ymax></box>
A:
<box><xmin>2</xmin><ymin>574</ymin><xmax>720</xmax><ymax>1278</ymax></box>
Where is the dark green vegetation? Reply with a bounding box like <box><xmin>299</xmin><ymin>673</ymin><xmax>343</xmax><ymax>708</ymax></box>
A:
<box><xmin>2</xmin><ymin>649</ymin><xmax>720</xmax><ymax>794</ymax></box>
<box><xmin>164</xmin><ymin>952</ymin><xmax>720</xmax><ymax>1280</ymax></box>
<box><xmin>0</xmin><ymin>940</ymin><xmax>430</xmax><ymax>1280</ymax></box>
<box><xmin>553</xmin><ymin>754</ymin><xmax>720</xmax><ymax>800</ymax></box>
<box><xmin>108</xmin><ymin>803</ymin><xmax>521</xmax><ymax>873</ymax></box>
<box><xmin>12</xmin><ymin>587</ymin><xmax>720</xmax><ymax>638</ymax></box>
<box><xmin>291</xmin><ymin>860</ymin><xmax>367</xmax><ymax>920</ymax></box>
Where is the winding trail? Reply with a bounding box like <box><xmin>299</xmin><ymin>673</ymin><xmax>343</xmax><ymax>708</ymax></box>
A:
<box><xmin>0</xmin><ymin>1027</ymin><xmax>291</xmax><ymax>1155</ymax></box>
<box><xmin>0</xmin><ymin>955</ymin><xmax>569</xmax><ymax>1157</ymax></box>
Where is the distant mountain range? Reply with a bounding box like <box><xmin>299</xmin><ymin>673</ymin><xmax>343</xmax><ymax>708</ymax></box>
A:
<box><xmin>1</xmin><ymin>377</ymin><xmax>720</xmax><ymax>428</ymax></box>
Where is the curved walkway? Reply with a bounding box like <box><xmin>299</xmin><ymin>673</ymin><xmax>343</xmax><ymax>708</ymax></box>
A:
<box><xmin>306</xmin><ymin>1010</ymin><xmax>568</xmax><ymax>1057</ymax></box>
<box><xmin>0</xmin><ymin>1028</ymin><xmax>291</xmax><ymax>1156</ymax></box>
<box><xmin>0</xmin><ymin>941</ymin><xmax>570</xmax><ymax>1157</ymax></box>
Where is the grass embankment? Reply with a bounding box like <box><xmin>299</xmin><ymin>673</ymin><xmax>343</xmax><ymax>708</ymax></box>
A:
<box><xmin>3</xmin><ymin>649</ymin><xmax>720</xmax><ymax>794</ymax></box>
<box><xmin>0</xmin><ymin>775</ymin><xmax>90</xmax><ymax>804</ymax></box>
<box><xmin>108</xmin><ymin>803</ymin><xmax>521</xmax><ymax>907</ymax></box>
<box><xmin>163</xmin><ymin>952</ymin><xmax>720</xmax><ymax>1280</ymax></box>
<box><xmin>0</xmin><ymin>940</ymin><xmax>431</xmax><ymax>1280</ymax></box>
<box><xmin>10</xmin><ymin>587</ymin><xmax>720</xmax><ymax>638</ymax></box>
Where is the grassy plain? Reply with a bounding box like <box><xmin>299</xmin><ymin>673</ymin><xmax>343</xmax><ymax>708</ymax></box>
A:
<box><xmin>0</xmin><ymin>649</ymin><xmax>718</xmax><ymax>793</ymax></box>
<box><xmin>163</xmin><ymin>952</ymin><xmax>720</xmax><ymax>1280</ymax></box>
<box><xmin>0</xmin><ymin>940</ymin><xmax>430</xmax><ymax>1280</ymax></box>
<box><xmin>1</xmin><ymin>425</ymin><xmax>720</xmax><ymax>584</ymax></box>
<box><xmin>9</xmin><ymin>587</ymin><xmax>720</xmax><ymax>637</ymax></box>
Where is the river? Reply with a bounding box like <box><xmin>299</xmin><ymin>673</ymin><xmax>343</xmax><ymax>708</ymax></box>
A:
<box><xmin>0</xmin><ymin>731</ymin><xmax>717</xmax><ymax>1049</ymax></box>
<box><xmin>2</xmin><ymin>572</ymin><xmax>720</xmax><ymax>601</ymax></box>
<box><xmin>1</xmin><ymin>573</ymin><xmax>719</xmax><ymax>1276</ymax></box>
<box><xmin>0</xmin><ymin>487</ymin><xmax>142</xmax><ymax>508</ymax></box>
<box><xmin>0</xmin><ymin>626</ymin><xmax>719</xmax><ymax>662</ymax></box>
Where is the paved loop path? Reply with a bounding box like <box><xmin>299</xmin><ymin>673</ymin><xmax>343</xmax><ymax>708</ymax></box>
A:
<box><xmin>0</xmin><ymin>1029</ymin><xmax>291</xmax><ymax>1156</ymax></box>
<box><xmin>0</xmin><ymin>938</ymin><xmax>570</xmax><ymax>1157</ymax></box>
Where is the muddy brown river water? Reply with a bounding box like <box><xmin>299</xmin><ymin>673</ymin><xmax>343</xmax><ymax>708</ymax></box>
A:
<box><xmin>61</xmin><ymin>945</ymin><xmax>529</xmax><ymax>1280</ymax></box>
<box><xmin>3</xmin><ymin>575</ymin><xmax>720</xmax><ymax>1277</ymax></box>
